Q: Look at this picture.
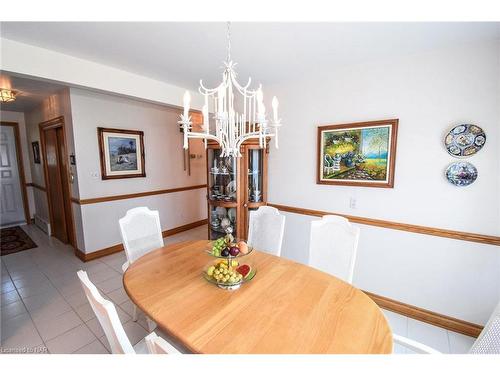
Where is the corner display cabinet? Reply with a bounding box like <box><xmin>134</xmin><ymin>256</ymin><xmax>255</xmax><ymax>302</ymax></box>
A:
<box><xmin>206</xmin><ymin>139</ymin><xmax>269</xmax><ymax>241</ymax></box>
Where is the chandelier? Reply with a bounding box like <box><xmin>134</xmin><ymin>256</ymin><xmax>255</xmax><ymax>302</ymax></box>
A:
<box><xmin>179</xmin><ymin>22</ymin><xmax>282</xmax><ymax>157</ymax></box>
<box><xmin>0</xmin><ymin>88</ymin><xmax>17</xmax><ymax>103</ymax></box>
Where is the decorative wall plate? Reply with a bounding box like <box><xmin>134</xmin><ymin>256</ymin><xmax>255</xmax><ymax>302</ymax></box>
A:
<box><xmin>445</xmin><ymin>162</ymin><xmax>478</xmax><ymax>187</ymax></box>
<box><xmin>444</xmin><ymin>124</ymin><xmax>486</xmax><ymax>157</ymax></box>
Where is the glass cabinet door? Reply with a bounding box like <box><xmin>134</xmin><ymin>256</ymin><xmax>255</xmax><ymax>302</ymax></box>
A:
<box><xmin>247</xmin><ymin>149</ymin><xmax>264</xmax><ymax>203</ymax></box>
<box><xmin>207</xmin><ymin>148</ymin><xmax>238</xmax><ymax>240</ymax></box>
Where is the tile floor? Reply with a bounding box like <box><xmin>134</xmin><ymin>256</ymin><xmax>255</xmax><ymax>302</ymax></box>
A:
<box><xmin>1</xmin><ymin>224</ymin><xmax>475</xmax><ymax>354</ymax></box>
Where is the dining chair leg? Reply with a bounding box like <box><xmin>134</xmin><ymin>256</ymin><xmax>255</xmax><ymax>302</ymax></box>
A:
<box><xmin>147</xmin><ymin>317</ymin><xmax>157</xmax><ymax>332</ymax></box>
<box><xmin>133</xmin><ymin>305</ymin><xmax>138</xmax><ymax>322</ymax></box>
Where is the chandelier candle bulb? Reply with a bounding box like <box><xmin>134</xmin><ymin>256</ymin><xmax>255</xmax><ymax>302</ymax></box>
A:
<box><xmin>272</xmin><ymin>96</ymin><xmax>279</xmax><ymax>122</ymax></box>
<box><xmin>183</xmin><ymin>91</ymin><xmax>191</xmax><ymax>118</ymax></box>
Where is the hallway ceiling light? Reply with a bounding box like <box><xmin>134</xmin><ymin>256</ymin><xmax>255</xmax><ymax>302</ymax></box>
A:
<box><xmin>179</xmin><ymin>22</ymin><xmax>282</xmax><ymax>157</ymax></box>
<box><xmin>0</xmin><ymin>88</ymin><xmax>17</xmax><ymax>102</ymax></box>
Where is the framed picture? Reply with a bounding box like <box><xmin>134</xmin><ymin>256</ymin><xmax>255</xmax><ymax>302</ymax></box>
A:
<box><xmin>97</xmin><ymin>127</ymin><xmax>145</xmax><ymax>179</ymax></box>
<box><xmin>317</xmin><ymin>119</ymin><xmax>398</xmax><ymax>188</ymax></box>
<box><xmin>32</xmin><ymin>141</ymin><xmax>41</xmax><ymax>164</ymax></box>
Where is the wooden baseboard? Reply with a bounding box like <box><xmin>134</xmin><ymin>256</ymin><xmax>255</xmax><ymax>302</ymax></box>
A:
<box><xmin>75</xmin><ymin>218</ymin><xmax>208</xmax><ymax>262</ymax></box>
<box><xmin>364</xmin><ymin>291</ymin><xmax>483</xmax><ymax>338</ymax></box>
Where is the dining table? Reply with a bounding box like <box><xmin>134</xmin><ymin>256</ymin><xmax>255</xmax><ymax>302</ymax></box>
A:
<box><xmin>122</xmin><ymin>240</ymin><xmax>393</xmax><ymax>354</ymax></box>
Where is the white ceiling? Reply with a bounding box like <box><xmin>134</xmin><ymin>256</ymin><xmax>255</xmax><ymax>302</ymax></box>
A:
<box><xmin>0</xmin><ymin>74</ymin><xmax>66</xmax><ymax>112</ymax></box>
<box><xmin>1</xmin><ymin>22</ymin><xmax>499</xmax><ymax>91</ymax></box>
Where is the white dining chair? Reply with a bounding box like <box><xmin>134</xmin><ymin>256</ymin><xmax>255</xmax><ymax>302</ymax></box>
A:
<box><xmin>392</xmin><ymin>300</ymin><xmax>500</xmax><ymax>354</ymax></box>
<box><xmin>119</xmin><ymin>207</ymin><xmax>163</xmax><ymax>330</ymax></box>
<box><xmin>145</xmin><ymin>332</ymin><xmax>181</xmax><ymax>354</ymax></box>
<box><xmin>247</xmin><ymin>206</ymin><xmax>286</xmax><ymax>257</ymax></box>
<box><xmin>77</xmin><ymin>270</ymin><xmax>180</xmax><ymax>354</ymax></box>
<box><xmin>308</xmin><ymin>215</ymin><xmax>360</xmax><ymax>284</ymax></box>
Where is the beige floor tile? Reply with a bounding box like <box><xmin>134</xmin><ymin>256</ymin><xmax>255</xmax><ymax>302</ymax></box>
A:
<box><xmin>29</xmin><ymin>297</ymin><xmax>73</xmax><ymax>323</ymax></box>
<box><xmin>73</xmin><ymin>339</ymin><xmax>109</xmax><ymax>354</ymax></box>
<box><xmin>17</xmin><ymin>283</ymin><xmax>58</xmax><ymax>299</ymax></box>
<box><xmin>74</xmin><ymin>302</ymin><xmax>96</xmax><ymax>322</ymax></box>
<box><xmin>1</xmin><ymin>300</ymin><xmax>27</xmax><ymax>321</ymax></box>
<box><xmin>63</xmin><ymin>289</ymin><xmax>89</xmax><ymax>309</ymax></box>
<box><xmin>1</xmin><ymin>290</ymin><xmax>20</xmax><ymax>305</ymax></box>
<box><xmin>0</xmin><ymin>312</ymin><xmax>44</xmax><ymax>349</ymax></box>
<box><xmin>106</xmin><ymin>287</ymin><xmax>130</xmax><ymax>305</ymax></box>
<box><xmin>33</xmin><ymin>310</ymin><xmax>84</xmax><ymax>341</ymax></box>
<box><xmin>122</xmin><ymin>321</ymin><xmax>148</xmax><ymax>346</ymax></box>
<box><xmin>45</xmin><ymin>324</ymin><xmax>96</xmax><ymax>354</ymax></box>
<box><xmin>22</xmin><ymin>289</ymin><xmax>65</xmax><ymax>312</ymax></box>
<box><xmin>95</xmin><ymin>275</ymin><xmax>123</xmax><ymax>294</ymax></box>
<box><xmin>1</xmin><ymin>280</ymin><xmax>16</xmax><ymax>294</ymax></box>
<box><xmin>86</xmin><ymin>317</ymin><xmax>105</xmax><ymax>338</ymax></box>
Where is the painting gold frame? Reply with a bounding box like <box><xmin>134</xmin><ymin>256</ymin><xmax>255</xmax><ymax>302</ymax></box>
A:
<box><xmin>317</xmin><ymin>119</ymin><xmax>398</xmax><ymax>188</ymax></box>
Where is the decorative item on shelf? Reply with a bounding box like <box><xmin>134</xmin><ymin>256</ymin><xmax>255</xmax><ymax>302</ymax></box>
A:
<box><xmin>97</xmin><ymin>127</ymin><xmax>145</xmax><ymax>179</ymax></box>
<box><xmin>227</xmin><ymin>208</ymin><xmax>237</xmax><ymax>223</ymax></box>
<box><xmin>178</xmin><ymin>22</ymin><xmax>283</xmax><ymax>158</ymax></box>
<box><xmin>445</xmin><ymin>124</ymin><xmax>486</xmax><ymax>158</ymax></box>
<box><xmin>445</xmin><ymin>161</ymin><xmax>478</xmax><ymax>187</ymax></box>
<box><xmin>215</xmin><ymin>206</ymin><xmax>227</xmax><ymax>219</ymax></box>
<box><xmin>317</xmin><ymin>119</ymin><xmax>399</xmax><ymax>188</ymax></box>
<box><xmin>226</xmin><ymin>180</ymin><xmax>237</xmax><ymax>200</ymax></box>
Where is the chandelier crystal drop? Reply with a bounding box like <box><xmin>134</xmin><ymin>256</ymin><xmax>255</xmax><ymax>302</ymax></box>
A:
<box><xmin>179</xmin><ymin>22</ymin><xmax>282</xmax><ymax>157</ymax></box>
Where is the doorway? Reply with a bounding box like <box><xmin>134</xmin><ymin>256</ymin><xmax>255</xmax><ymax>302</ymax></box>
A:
<box><xmin>39</xmin><ymin>116</ymin><xmax>76</xmax><ymax>247</ymax></box>
<box><xmin>0</xmin><ymin>121</ymin><xmax>31</xmax><ymax>227</ymax></box>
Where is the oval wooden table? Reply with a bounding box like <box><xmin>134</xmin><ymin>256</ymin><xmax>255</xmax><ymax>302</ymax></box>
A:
<box><xmin>123</xmin><ymin>240</ymin><xmax>393</xmax><ymax>354</ymax></box>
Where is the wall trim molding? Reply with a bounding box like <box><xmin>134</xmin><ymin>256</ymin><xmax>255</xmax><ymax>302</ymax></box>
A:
<box><xmin>268</xmin><ymin>203</ymin><xmax>500</xmax><ymax>246</ymax></box>
<box><xmin>365</xmin><ymin>291</ymin><xmax>483</xmax><ymax>338</ymax></box>
<box><xmin>75</xmin><ymin>218</ymin><xmax>208</xmax><ymax>262</ymax></box>
<box><xmin>26</xmin><ymin>182</ymin><xmax>47</xmax><ymax>192</ymax></box>
<box><xmin>72</xmin><ymin>184</ymin><xmax>207</xmax><ymax>205</ymax></box>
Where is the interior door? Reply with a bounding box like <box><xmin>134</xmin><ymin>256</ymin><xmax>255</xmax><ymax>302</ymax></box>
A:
<box><xmin>44</xmin><ymin>127</ymin><xmax>69</xmax><ymax>243</ymax></box>
<box><xmin>0</xmin><ymin>125</ymin><xmax>26</xmax><ymax>226</ymax></box>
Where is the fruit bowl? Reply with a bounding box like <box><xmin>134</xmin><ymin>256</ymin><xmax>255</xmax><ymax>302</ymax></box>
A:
<box><xmin>203</xmin><ymin>259</ymin><xmax>256</xmax><ymax>290</ymax></box>
<box><xmin>205</xmin><ymin>237</ymin><xmax>253</xmax><ymax>258</ymax></box>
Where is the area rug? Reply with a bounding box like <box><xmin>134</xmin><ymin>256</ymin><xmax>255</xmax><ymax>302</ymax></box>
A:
<box><xmin>0</xmin><ymin>226</ymin><xmax>38</xmax><ymax>256</ymax></box>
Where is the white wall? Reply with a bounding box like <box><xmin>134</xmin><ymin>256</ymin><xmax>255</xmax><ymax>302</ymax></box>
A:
<box><xmin>267</xmin><ymin>41</ymin><xmax>500</xmax><ymax>324</ymax></box>
<box><xmin>0</xmin><ymin>110</ymin><xmax>35</xmax><ymax>217</ymax></box>
<box><xmin>69</xmin><ymin>88</ymin><xmax>207</xmax><ymax>253</ymax></box>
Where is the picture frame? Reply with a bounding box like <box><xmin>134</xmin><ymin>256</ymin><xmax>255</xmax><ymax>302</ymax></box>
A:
<box><xmin>97</xmin><ymin>127</ymin><xmax>146</xmax><ymax>180</ymax></box>
<box><xmin>317</xmin><ymin>119</ymin><xmax>398</xmax><ymax>188</ymax></box>
<box><xmin>32</xmin><ymin>141</ymin><xmax>41</xmax><ymax>164</ymax></box>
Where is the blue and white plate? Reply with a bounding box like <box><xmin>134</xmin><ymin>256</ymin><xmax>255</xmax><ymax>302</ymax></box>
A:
<box><xmin>445</xmin><ymin>162</ymin><xmax>478</xmax><ymax>187</ymax></box>
<box><xmin>445</xmin><ymin>124</ymin><xmax>486</xmax><ymax>157</ymax></box>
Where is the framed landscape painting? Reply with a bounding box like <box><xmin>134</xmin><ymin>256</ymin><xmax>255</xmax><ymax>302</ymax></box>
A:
<box><xmin>317</xmin><ymin>119</ymin><xmax>398</xmax><ymax>188</ymax></box>
<box><xmin>98</xmin><ymin>127</ymin><xmax>145</xmax><ymax>179</ymax></box>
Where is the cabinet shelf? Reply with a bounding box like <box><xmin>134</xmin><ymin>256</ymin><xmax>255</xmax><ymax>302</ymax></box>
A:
<box><xmin>207</xmin><ymin>144</ymin><xmax>268</xmax><ymax>240</ymax></box>
<box><xmin>208</xmin><ymin>200</ymin><xmax>238</xmax><ymax>208</ymax></box>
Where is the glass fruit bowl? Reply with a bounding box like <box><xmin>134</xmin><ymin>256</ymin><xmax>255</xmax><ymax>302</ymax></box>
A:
<box><xmin>203</xmin><ymin>258</ymin><xmax>256</xmax><ymax>290</ymax></box>
<box><xmin>205</xmin><ymin>237</ymin><xmax>253</xmax><ymax>259</ymax></box>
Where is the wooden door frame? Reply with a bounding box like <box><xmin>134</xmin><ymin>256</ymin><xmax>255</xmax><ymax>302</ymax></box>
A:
<box><xmin>0</xmin><ymin>121</ymin><xmax>31</xmax><ymax>225</ymax></box>
<box><xmin>39</xmin><ymin>116</ymin><xmax>77</xmax><ymax>248</ymax></box>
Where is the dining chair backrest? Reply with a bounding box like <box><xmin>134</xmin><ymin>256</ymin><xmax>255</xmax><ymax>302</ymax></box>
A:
<box><xmin>77</xmin><ymin>270</ymin><xmax>135</xmax><ymax>354</ymax></box>
<box><xmin>247</xmin><ymin>206</ymin><xmax>286</xmax><ymax>257</ymax></box>
<box><xmin>119</xmin><ymin>207</ymin><xmax>164</xmax><ymax>265</ymax></box>
<box><xmin>469</xmin><ymin>300</ymin><xmax>500</xmax><ymax>354</ymax></box>
<box><xmin>145</xmin><ymin>332</ymin><xmax>180</xmax><ymax>354</ymax></box>
<box><xmin>308</xmin><ymin>215</ymin><xmax>360</xmax><ymax>284</ymax></box>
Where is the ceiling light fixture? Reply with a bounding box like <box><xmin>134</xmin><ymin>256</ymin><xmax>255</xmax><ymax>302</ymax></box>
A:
<box><xmin>179</xmin><ymin>22</ymin><xmax>282</xmax><ymax>157</ymax></box>
<box><xmin>0</xmin><ymin>88</ymin><xmax>17</xmax><ymax>103</ymax></box>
